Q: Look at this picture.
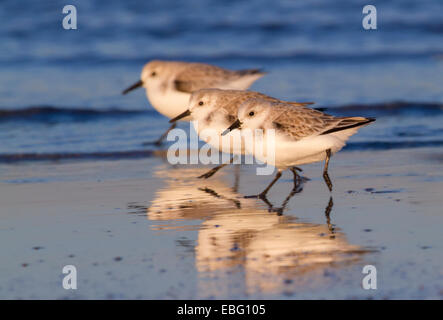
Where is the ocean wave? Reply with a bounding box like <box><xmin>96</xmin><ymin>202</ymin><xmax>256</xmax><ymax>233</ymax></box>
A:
<box><xmin>2</xmin><ymin>140</ymin><xmax>443</xmax><ymax>164</ymax></box>
<box><xmin>0</xmin><ymin>106</ymin><xmax>154</xmax><ymax>123</ymax></box>
<box><xmin>0</xmin><ymin>150</ymin><xmax>157</xmax><ymax>164</ymax></box>
<box><xmin>345</xmin><ymin>140</ymin><xmax>443</xmax><ymax>151</ymax></box>
<box><xmin>328</xmin><ymin>101</ymin><xmax>443</xmax><ymax>117</ymax></box>
<box><xmin>1</xmin><ymin>49</ymin><xmax>442</xmax><ymax>67</ymax></box>
<box><xmin>0</xmin><ymin>101</ymin><xmax>441</xmax><ymax>123</ymax></box>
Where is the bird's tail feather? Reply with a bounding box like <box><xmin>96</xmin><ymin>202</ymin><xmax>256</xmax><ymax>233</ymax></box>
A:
<box><xmin>321</xmin><ymin>117</ymin><xmax>375</xmax><ymax>135</ymax></box>
<box><xmin>237</xmin><ymin>68</ymin><xmax>267</xmax><ymax>76</ymax></box>
<box><xmin>287</xmin><ymin>101</ymin><xmax>315</xmax><ymax>107</ymax></box>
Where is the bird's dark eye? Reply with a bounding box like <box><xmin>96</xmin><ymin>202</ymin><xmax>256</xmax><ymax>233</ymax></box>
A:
<box><xmin>249</xmin><ymin>111</ymin><xmax>255</xmax><ymax>117</ymax></box>
<box><xmin>198</xmin><ymin>101</ymin><xmax>204</xmax><ymax>106</ymax></box>
<box><xmin>151</xmin><ymin>71</ymin><xmax>157</xmax><ymax>77</ymax></box>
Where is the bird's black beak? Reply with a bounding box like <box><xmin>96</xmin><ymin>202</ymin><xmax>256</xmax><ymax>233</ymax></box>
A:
<box><xmin>122</xmin><ymin>80</ymin><xmax>143</xmax><ymax>95</ymax></box>
<box><xmin>169</xmin><ymin>109</ymin><xmax>191</xmax><ymax>123</ymax></box>
<box><xmin>222</xmin><ymin>119</ymin><xmax>242</xmax><ymax>136</ymax></box>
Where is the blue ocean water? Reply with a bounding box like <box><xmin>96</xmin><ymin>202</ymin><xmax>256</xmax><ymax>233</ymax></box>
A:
<box><xmin>0</xmin><ymin>0</ymin><xmax>442</xmax><ymax>161</ymax></box>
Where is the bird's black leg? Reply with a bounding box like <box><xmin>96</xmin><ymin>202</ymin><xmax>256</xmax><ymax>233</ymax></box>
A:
<box><xmin>290</xmin><ymin>167</ymin><xmax>305</xmax><ymax>191</ymax></box>
<box><xmin>289</xmin><ymin>167</ymin><xmax>302</xmax><ymax>186</ymax></box>
<box><xmin>323</xmin><ymin>149</ymin><xmax>333</xmax><ymax>192</ymax></box>
<box><xmin>267</xmin><ymin>168</ymin><xmax>304</xmax><ymax>213</ymax></box>
<box><xmin>257</xmin><ymin>193</ymin><xmax>275</xmax><ymax>212</ymax></box>
<box><xmin>245</xmin><ymin>170</ymin><xmax>282</xmax><ymax>199</ymax></box>
<box><xmin>259</xmin><ymin>176</ymin><xmax>304</xmax><ymax>215</ymax></box>
<box><xmin>198</xmin><ymin>155</ymin><xmax>235</xmax><ymax>179</ymax></box>
<box><xmin>143</xmin><ymin>122</ymin><xmax>177</xmax><ymax>146</ymax></box>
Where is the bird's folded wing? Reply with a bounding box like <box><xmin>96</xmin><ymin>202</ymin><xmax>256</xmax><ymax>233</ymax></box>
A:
<box><xmin>270</xmin><ymin>106</ymin><xmax>336</xmax><ymax>140</ymax></box>
<box><xmin>174</xmin><ymin>64</ymin><xmax>233</xmax><ymax>93</ymax></box>
<box><xmin>220</xmin><ymin>92</ymin><xmax>270</xmax><ymax>115</ymax></box>
<box><xmin>218</xmin><ymin>92</ymin><xmax>314</xmax><ymax>116</ymax></box>
<box><xmin>272</xmin><ymin>105</ymin><xmax>374</xmax><ymax>140</ymax></box>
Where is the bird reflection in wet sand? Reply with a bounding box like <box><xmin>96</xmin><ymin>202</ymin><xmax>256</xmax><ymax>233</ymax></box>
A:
<box><xmin>144</xmin><ymin>167</ymin><xmax>367</xmax><ymax>295</ymax></box>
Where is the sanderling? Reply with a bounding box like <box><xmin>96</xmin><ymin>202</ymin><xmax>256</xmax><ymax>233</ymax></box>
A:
<box><xmin>169</xmin><ymin>88</ymin><xmax>314</xmax><ymax>179</ymax></box>
<box><xmin>122</xmin><ymin>60</ymin><xmax>266</xmax><ymax>145</ymax></box>
<box><xmin>223</xmin><ymin>98</ymin><xmax>375</xmax><ymax>196</ymax></box>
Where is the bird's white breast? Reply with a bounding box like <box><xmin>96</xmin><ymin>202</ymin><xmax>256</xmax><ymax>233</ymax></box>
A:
<box><xmin>192</xmin><ymin>119</ymin><xmax>246</xmax><ymax>156</ymax></box>
<box><xmin>146</xmin><ymin>86</ymin><xmax>192</xmax><ymax>120</ymax></box>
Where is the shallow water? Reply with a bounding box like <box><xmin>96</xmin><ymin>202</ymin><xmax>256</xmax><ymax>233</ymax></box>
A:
<box><xmin>0</xmin><ymin>0</ymin><xmax>442</xmax><ymax>299</ymax></box>
<box><xmin>1</xmin><ymin>148</ymin><xmax>442</xmax><ymax>299</ymax></box>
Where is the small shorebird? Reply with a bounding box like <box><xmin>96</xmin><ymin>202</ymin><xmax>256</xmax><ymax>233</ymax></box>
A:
<box><xmin>222</xmin><ymin>98</ymin><xmax>375</xmax><ymax>197</ymax></box>
<box><xmin>122</xmin><ymin>60</ymin><xmax>266</xmax><ymax>145</ymax></box>
<box><xmin>169</xmin><ymin>88</ymin><xmax>314</xmax><ymax>179</ymax></box>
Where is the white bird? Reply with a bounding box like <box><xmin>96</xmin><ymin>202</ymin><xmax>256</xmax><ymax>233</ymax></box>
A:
<box><xmin>223</xmin><ymin>98</ymin><xmax>375</xmax><ymax>196</ymax></box>
<box><xmin>122</xmin><ymin>60</ymin><xmax>266</xmax><ymax>145</ymax></box>
<box><xmin>169</xmin><ymin>88</ymin><xmax>314</xmax><ymax>179</ymax></box>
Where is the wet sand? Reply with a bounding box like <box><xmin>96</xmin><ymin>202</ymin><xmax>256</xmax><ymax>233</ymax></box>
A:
<box><xmin>0</xmin><ymin>147</ymin><xmax>442</xmax><ymax>299</ymax></box>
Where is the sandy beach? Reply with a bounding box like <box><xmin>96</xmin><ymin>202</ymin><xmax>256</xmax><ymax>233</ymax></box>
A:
<box><xmin>1</xmin><ymin>146</ymin><xmax>442</xmax><ymax>299</ymax></box>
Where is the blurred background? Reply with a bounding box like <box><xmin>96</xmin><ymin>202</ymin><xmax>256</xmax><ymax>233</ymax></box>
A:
<box><xmin>0</xmin><ymin>0</ymin><xmax>442</xmax><ymax>159</ymax></box>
